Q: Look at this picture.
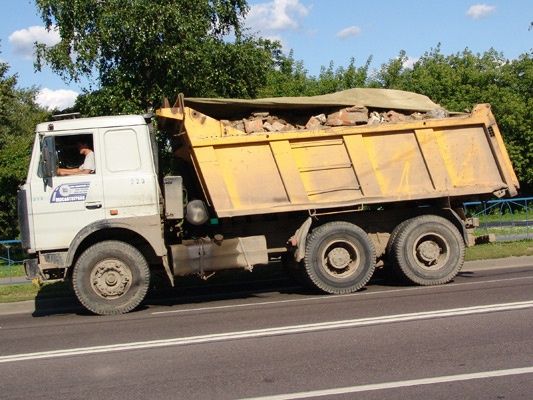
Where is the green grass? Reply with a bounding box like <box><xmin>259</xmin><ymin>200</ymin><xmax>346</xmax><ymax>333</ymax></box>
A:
<box><xmin>475</xmin><ymin>210</ymin><xmax>529</xmax><ymax>223</ymax></box>
<box><xmin>475</xmin><ymin>227</ymin><xmax>532</xmax><ymax>236</ymax></box>
<box><xmin>0</xmin><ymin>263</ymin><xmax>25</xmax><ymax>278</ymax></box>
<box><xmin>0</xmin><ymin>283</ymin><xmax>40</xmax><ymax>303</ymax></box>
<box><xmin>465</xmin><ymin>240</ymin><xmax>533</xmax><ymax>261</ymax></box>
<box><xmin>0</xmin><ymin>281</ymin><xmax>73</xmax><ymax>303</ymax></box>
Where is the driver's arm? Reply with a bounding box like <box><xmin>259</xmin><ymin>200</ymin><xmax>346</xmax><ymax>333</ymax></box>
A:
<box><xmin>57</xmin><ymin>167</ymin><xmax>93</xmax><ymax>176</ymax></box>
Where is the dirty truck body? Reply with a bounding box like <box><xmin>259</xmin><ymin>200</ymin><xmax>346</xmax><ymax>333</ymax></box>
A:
<box><xmin>18</xmin><ymin>89</ymin><xmax>519</xmax><ymax>315</ymax></box>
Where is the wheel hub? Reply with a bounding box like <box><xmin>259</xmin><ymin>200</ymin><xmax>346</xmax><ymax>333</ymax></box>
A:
<box><xmin>416</xmin><ymin>240</ymin><xmax>441</xmax><ymax>264</ymax></box>
<box><xmin>91</xmin><ymin>260</ymin><xmax>132</xmax><ymax>298</ymax></box>
<box><xmin>327</xmin><ymin>247</ymin><xmax>351</xmax><ymax>269</ymax></box>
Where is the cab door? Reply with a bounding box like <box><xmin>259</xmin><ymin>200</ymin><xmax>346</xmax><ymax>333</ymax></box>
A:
<box><xmin>30</xmin><ymin>131</ymin><xmax>105</xmax><ymax>251</ymax></box>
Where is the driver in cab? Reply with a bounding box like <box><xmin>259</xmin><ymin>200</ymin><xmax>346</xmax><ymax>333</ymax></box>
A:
<box><xmin>57</xmin><ymin>142</ymin><xmax>95</xmax><ymax>176</ymax></box>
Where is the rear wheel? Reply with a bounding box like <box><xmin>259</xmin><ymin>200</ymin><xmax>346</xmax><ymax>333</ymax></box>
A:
<box><xmin>72</xmin><ymin>241</ymin><xmax>150</xmax><ymax>315</ymax></box>
<box><xmin>304</xmin><ymin>222</ymin><xmax>376</xmax><ymax>294</ymax></box>
<box><xmin>386</xmin><ymin>219</ymin><xmax>412</xmax><ymax>260</ymax></box>
<box><xmin>385</xmin><ymin>218</ymin><xmax>412</xmax><ymax>280</ymax></box>
<box><xmin>391</xmin><ymin>215</ymin><xmax>464</xmax><ymax>285</ymax></box>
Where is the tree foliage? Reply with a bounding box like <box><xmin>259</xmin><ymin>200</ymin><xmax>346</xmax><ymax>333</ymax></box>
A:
<box><xmin>0</xmin><ymin>55</ymin><xmax>49</xmax><ymax>238</ymax></box>
<box><xmin>259</xmin><ymin>52</ymin><xmax>372</xmax><ymax>97</ymax></box>
<box><xmin>35</xmin><ymin>0</ymin><xmax>280</xmax><ymax>115</ymax></box>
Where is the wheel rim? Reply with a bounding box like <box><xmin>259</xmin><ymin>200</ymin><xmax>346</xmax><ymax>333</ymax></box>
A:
<box><xmin>90</xmin><ymin>259</ymin><xmax>133</xmax><ymax>299</ymax></box>
<box><xmin>320</xmin><ymin>239</ymin><xmax>361</xmax><ymax>278</ymax></box>
<box><xmin>412</xmin><ymin>232</ymin><xmax>450</xmax><ymax>270</ymax></box>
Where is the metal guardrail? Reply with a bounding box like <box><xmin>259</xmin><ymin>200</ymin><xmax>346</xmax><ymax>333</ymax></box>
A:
<box><xmin>0</xmin><ymin>240</ymin><xmax>23</xmax><ymax>266</ymax></box>
<box><xmin>0</xmin><ymin>240</ymin><xmax>25</xmax><ymax>284</ymax></box>
<box><xmin>463</xmin><ymin>197</ymin><xmax>532</xmax><ymax>241</ymax></box>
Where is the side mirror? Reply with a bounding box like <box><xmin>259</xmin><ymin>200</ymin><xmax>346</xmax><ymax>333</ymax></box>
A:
<box><xmin>41</xmin><ymin>136</ymin><xmax>56</xmax><ymax>187</ymax></box>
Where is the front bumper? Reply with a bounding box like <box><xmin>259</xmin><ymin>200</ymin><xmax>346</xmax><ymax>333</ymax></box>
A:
<box><xmin>23</xmin><ymin>251</ymin><xmax>69</xmax><ymax>281</ymax></box>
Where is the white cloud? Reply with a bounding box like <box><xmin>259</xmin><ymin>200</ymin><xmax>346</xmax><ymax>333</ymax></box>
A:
<box><xmin>245</xmin><ymin>0</ymin><xmax>310</xmax><ymax>33</ymax></box>
<box><xmin>336</xmin><ymin>26</ymin><xmax>362</xmax><ymax>40</ymax></box>
<box><xmin>8</xmin><ymin>26</ymin><xmax>60</xmax><ymax>59</ymax></box>
<box><xmin>402</xmin><ymin>56</ymin><xmax>419</xmax><ymax>69</ymax></box>
<box><xmin>466</xmin><ymin>4</ymin><xmax>496</xmax><ymax>19</ymax></box>
<box><xmin>263</xmin><ymin>34</ymin><xmax>284</xmax><ymax>44</ymax></box>
<box><xmin>263</xmin><ymin>34</ymin><xmax>288</xmax><ymax>50</ymax></box>
<box><xmin>36</xmin><ymin>88</ymin><xmax>78</xmax><ymax>111</ymax></box>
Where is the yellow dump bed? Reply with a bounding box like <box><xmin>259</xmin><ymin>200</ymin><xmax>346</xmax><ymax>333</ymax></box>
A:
<box><xmin>157</xmin><ymin>101</ymin><xmax>519</xmax><ymax>218</ymax></box>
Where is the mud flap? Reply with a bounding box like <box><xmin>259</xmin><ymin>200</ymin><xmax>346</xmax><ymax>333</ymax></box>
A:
<box><xmin>289</xmin><ymin>217</ymin><xmax>313</xmax><ymax>262</ymax></box>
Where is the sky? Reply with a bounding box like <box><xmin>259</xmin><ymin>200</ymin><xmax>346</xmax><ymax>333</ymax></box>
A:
<box><xmin>0</xmin><ymin>0</ymin><xmax>531</xmax><ymax>110</ymax></box>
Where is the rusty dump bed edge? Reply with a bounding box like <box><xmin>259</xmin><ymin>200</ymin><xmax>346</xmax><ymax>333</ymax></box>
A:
<box><xmin>156</xmin><ymin>102</ymin><xmax>519</xmax><ymax>218</ymax></box>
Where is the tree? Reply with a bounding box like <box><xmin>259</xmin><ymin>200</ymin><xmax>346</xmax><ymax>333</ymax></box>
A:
<box><xmin>258</xmin><ymin>53</ymin><xmax>372</xmax><ymax>98</ymax></box>
<box><xmin>258</xmin><ymin>50</ymin><xmax>313</xmax><ymax>98</ymax></box>
<box><xmin>372</xmin><ymin>50</ymin><xmax>408</xmax><ymax>89</ymax></box>
<box><xmin>0</xmin><ymin>53</ymin><xmax>49</xmax><ymax>238</ymax></box>
<box><xmin>311</xmin><ymin>57</ymin><xmax>372</xmax><ymax>95</ymax></box>
<box><xmin>35</xmin><ymin>0</ymin><xmax>280</xmax><ymax>115</ymax></box>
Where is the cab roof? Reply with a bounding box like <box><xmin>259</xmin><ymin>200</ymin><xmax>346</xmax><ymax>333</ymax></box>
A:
<box><xmin>36</xmin><ymin>115</ymin><xmax>147</xmax><ymax>133</ymax></box>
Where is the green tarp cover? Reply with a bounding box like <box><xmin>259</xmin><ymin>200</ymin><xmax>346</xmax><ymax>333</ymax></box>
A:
<box><xmin>184</xmin><ymin>88</ymin><xmax>441</xmax><ymax>118</ymax></box>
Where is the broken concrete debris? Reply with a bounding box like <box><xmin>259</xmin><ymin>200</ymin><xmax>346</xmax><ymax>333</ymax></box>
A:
<box><xmin>244</xmin><ymin>118</ymin><xmax>264</xmax><ymax>134</ymax></box>
<box><xmin>326</xmin><ymin>106</ymin><xmax>369</xmax><ymax>126</ymax></box>
<box><xmin>264</xmin><ymin>120</ymin><xmax>290</xmax><ymax>132</ymax></box>
<box><xmin>251</xmin><ymin>111</ymin><xmax>270</xmax><ymax>118</ymax></box>
<box><xmin>223</xmin><ymin>107</ymin><xmax>449</xmax><ymax>134</ymax></box>
<box><xmin>305</xmin><ymin>113</ymin><xmax>327</xmax><ymax>129</ymax></box>
<box><xmin>384</xmin><ymin>110</ymin><xmax>409</xmax><ymax>124</ymax></box>
<box><xmin>367</xmin><ymin>111</ymin><xmax>383</xmax><ymax>125</ymax></box>
<box><xmin>426</xmin><ymin>108</ymin><xmax>448</xmax><ymax>119</ymax></box>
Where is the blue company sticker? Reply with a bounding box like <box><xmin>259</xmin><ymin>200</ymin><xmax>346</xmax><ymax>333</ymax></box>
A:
<box><xmin>50</xmin><ymin>182</ymin><xmax>90</xmax><ymax>203</ymax></box>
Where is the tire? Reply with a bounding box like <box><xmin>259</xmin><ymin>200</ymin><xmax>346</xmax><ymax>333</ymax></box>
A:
<box><xmin>72</xmin><ymin>241</ymin><xmax>150</xmax><ymax>315</ymax></box>
<box><xmin>391</xmin><ymin>215</ymin><xmax>465</xmax><ymax>286</ymax></box>
<box><xmin>386</xmin><ymin>219</ymin><xmax>412</xmax><ymax>259</ymax></box>
<box><xmin>385</xmin><ymin>218</ymin><xmax>414</xmax><ymax>281</ymax></box>
<box><xmin>304</xmin><ymin>221</ymin><xmax>376</xmax><ymax>294</ymax></box>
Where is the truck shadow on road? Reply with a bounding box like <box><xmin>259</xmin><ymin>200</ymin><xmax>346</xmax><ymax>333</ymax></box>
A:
<box><xmin>32</xmin><ymin>264</ymin><xmax>472</xmax><ymax>317</ymax></box>
<box><xmin>32</xmin><ymin>280</ymin><xmax>83</xmax><ymax>317</ymax></box>
<box><xmin>31</xmin><ymin>265</ymin><xmax>304</xmax><ymax>317</ymax></box>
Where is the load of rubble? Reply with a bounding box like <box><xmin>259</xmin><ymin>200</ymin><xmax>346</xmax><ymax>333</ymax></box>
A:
<box><xmin>220</xmin><ymin>106</ymin><xmax>449</xmax><ymax>134</ymax></box>
<box><xmin>182</xmin><ymin>88</ymin><xmax>452</xmax><ymax>134</ymax></box>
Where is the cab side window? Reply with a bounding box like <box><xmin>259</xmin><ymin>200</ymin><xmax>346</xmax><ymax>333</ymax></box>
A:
<box><xmin>55</xmin><ymin>134</ymin><xmax>95</xmax><ymax>176</ymax></box>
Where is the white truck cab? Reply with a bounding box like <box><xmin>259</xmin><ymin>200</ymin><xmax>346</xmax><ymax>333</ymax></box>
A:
<box><xmin>18</xmin><ymin>115</ymin><xmax>167</xmax><ymax>314</ymax></box>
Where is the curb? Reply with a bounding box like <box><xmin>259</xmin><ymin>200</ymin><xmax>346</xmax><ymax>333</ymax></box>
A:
<box><xmin>0</xmin><ymin>277</ymin><xmax>30</xmax><ymax>286</ymax></box>
<box><xmin>1</xmin><ymin>256</ymin><xmax>532</xmax><ymax>317</ymax></box>
<box><xmin>0</xmin><ymin>297</ymin><xmax>82</xmax><ymax>317</ymax></box>
<box><xmin>462</xmin><ymin>255</ymin><xmax>533</xmax><ymax>272</ymax></box>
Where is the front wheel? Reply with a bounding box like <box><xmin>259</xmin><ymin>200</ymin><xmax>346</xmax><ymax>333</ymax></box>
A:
<box><xmin>304</xmin><ymin>221</ymin><xmax>376</xmax><ymax>294</ymax></box>
<box><xmin>72</xmin><ymin>241</ymin><xmax>150</xmax><ymax>315</ymax></box>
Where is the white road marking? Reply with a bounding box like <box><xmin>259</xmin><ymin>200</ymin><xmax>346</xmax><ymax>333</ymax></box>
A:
<box><xmin>238</xmin><ymin>366</ymin><xmax>533</xmax><ymax>399</ymax></box>
<box><xmin>152</xmin><ymin>275</ymin><xmax>533</xmax><ymax>315</ymax></box>
<box><xmin>1</xmin><ymin>300</ymin><xmax>533</xmax><ymax>364</ymax></box>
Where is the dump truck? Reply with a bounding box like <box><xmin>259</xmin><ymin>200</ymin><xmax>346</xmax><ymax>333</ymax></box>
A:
<box><xmin>17</xmin><ymin>88</ymin><xmax>519</xmax><ymax>315</ymax></box>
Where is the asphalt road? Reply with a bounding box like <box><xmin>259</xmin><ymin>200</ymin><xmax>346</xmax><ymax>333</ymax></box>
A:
<box><xmin>1</xmin><ymin>260</ymin><xmax>533</xmax><ymax>400</ymax></box>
